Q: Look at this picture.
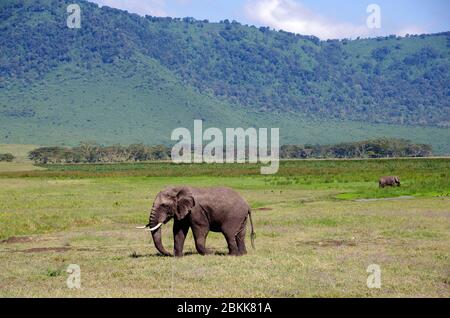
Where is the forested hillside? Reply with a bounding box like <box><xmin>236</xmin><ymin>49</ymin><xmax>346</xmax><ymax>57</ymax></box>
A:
<box><xmin>0</xmin><ymin>0</ymin><xmax>449</xmax><ymax>152</ymax></box>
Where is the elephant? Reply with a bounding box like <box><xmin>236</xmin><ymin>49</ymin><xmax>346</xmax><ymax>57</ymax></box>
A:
<box><xmin>379</xmin><ymin>176</ymin><xmax>400</xmax><ymax>188</ymax></box>
<box><xmin>136</xmin><ymin>186</ymin><xmax>255</xmax><ymax>257</ymax></box>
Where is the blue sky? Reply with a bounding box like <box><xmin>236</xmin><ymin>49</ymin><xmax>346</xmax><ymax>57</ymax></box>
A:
<box><xmin>90</xmin><ymin>0</ymin><xmax>450</xmax><ymax>39</ymax></box>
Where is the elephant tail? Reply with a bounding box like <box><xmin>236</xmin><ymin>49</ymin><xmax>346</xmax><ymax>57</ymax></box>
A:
<box><xmin>248</xmin><ymin>209</ymin><xmax>256</xmax><ymax>249</ymax></box>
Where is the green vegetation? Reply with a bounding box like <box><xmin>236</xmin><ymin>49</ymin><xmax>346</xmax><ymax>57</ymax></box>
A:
<box><xmin>0</xmin><ymin>159</ymin><xmax>448</xmax><ymax>297</ymax></box>
<box><xmin>0</xmin><ymin>1</ymin><xmax>448</xmax><ymax>297</ymax></box>
<box><xmin>0</xmin><ymin>0</ymin><xmax>449</xmax><ymax>152</ymax></box>
<box><xmin>0</xmin><ymin>144</ymin><xmax>43</xmax><ymax>172</ymax></box>
<box><xmin>0</xmin><ymin>144</ymin><xmax>38</xmax><ymax>162</ymax></box>
<box><xmin>26</xmin><ymin>138</ymin><xmax>433</xmax><ymax>164</ymax></box>
<box><xmin>28</xmin><ymin>143</ymin><xmax>171</xmax><ymax>164</ymax></box>
<box><xmin>281</xmin><ymin>138</ymin><xmax>432</xmax><ymax>158</ymax></box>
<box><xmin>1</xmin><ymin>0</ymin><xmax>449</xmax><ymax>126</ymax></box>
<box><xmin>1</xmin><ymin>158</ymin><xmax>448</xmax><ymax>198</ymax></box>
<box><xmin>0</xmin><ymin>153</ymin><xmax>14</xmax><ymax>162</ymax></box>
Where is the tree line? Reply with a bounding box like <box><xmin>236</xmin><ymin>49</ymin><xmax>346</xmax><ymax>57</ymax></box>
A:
<box><xmin>28</xmin><ymin>143</ymin><xmax>170</xmax><ymax>164</ymax></box>
<box><xmin>28</xmin><ymin>139</ymin><xmax>432</xmax><ymax>164</ymax></box>
<box><xmin>280</xmin><ymin>138</ymin><xmax>432</xmax><ymax>159</ymax></box>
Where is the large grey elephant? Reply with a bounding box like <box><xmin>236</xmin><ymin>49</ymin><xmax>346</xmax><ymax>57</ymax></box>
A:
<box><xmin>136</xmin><ymin>186</ymin><xmax>255</xmax><ymax>257</ymax></box>
<box><xmin>379</xmin><ymin>176</ymin><xmax>401</xmax><ymax>188</ymax></box>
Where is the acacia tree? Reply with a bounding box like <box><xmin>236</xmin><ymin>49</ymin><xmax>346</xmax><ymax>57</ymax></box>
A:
<box><xmin>0</xmin><ymin>153</ymin><xmax>15</xmax><ymax>162</ymax></box>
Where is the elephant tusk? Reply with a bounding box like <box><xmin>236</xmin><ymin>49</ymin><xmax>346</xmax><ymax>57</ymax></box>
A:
<box><xmin>145</xmin><ymin>223</ymin><xmax>163</xmax><ymax>232</ymax></box>
<box><xmin>136</xmin><ymin>225</ymin><xmax>148</xmax><ymax>229</ymax></box>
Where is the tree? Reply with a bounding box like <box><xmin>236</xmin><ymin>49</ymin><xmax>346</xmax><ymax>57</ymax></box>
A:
<box><xmin>0</xmin><ymin>153</ymin><xmax>15</xmax><ymax>162</ymax></box>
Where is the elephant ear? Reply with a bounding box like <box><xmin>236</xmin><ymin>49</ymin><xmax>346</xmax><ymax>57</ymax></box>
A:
<box><xmin>175</xmin><ymin>188</ymin><xmax>195</xmax><ymax>220</ymax></box>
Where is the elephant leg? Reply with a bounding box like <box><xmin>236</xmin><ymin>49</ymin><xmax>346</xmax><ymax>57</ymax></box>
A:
<box><xmin>192</xmin><ymin>228</ymin><xmax>212</xmax><ymax>255</ymax></box>
<box><xmin>236</xmin><ymin>228</ymin><xmax>247</xmax><ymax>255</ymax></box>
<box><xmin>224</xmin><ymin>232</ymin><xmax>239</xmax><ymax>256</ymax></box>
<box><xmin>173</xmin><ymin>220</ymin><xmax>189</xmax><ymax>257</ymax></box>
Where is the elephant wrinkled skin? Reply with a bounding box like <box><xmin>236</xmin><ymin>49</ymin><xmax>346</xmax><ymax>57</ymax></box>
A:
<box><xmin>137</xmin><ymin>186</ymin><xmax>255</xmax><ymax>257</ymax></box>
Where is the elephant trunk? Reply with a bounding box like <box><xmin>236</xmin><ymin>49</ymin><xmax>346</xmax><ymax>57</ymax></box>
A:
<box><xmin>149</xmin><ymin>209</ymin><xmax>171</xmax><ymax>256</ymax></box>
<box><xmin>151</xmin><ymin>226</ymin><xmax>171</xmax><ymax>256</ymax></box>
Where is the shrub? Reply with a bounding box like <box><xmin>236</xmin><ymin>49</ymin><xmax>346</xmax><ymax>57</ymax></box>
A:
<box><xmin>0</xmin><ymin>153</ymin><xmax>15</xmax><ymax>162</ymax></box>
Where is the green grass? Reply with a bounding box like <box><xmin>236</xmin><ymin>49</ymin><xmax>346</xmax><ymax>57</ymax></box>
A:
<box><xmin>3</xmin><ymin>158</ymin><xmax>447</xmax><ymax>199</ymax></box>
<box><xmin>0</xmin><ymin>162</ymin><xmax>44</xmax><ymax>173</ymax></box>
<box><xmin>0</xmin><ymin>159</ymin><xmax>448</xmax><ymax>297</ymax></box>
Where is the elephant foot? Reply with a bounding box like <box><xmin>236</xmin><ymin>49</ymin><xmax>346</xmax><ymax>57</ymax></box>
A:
<box><xmin>197</xmin><ymin>248</ymin><xmax>213</xmax><ymax>255</ymax></box>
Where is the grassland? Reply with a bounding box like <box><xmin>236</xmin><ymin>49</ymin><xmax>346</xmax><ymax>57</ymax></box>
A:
<box><xmin>0</xmin><ymin>159</ymin><xmax>448</xmax><ymax>297</ymax></box>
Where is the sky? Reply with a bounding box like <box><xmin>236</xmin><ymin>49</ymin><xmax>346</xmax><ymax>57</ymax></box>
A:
<box><xmin>89</xmin><ymin>0</ymin><xmax>450</xmax><ymax>39</ymax></box>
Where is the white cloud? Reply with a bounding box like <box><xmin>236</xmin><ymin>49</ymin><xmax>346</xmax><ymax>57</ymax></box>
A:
<box><xmin>88</xmin><ymin>0</ymin><xmax>426</xmax><ymax>39</ymax></box>
<box><xmin>245</xmin><ymin>0</ymin><xmax>373</xmax><ymax>39</ymax></box>
<box><xmin>90</xmin><ymin>0</ymin><xmax>167</xmax><ymax>16</ymax></box>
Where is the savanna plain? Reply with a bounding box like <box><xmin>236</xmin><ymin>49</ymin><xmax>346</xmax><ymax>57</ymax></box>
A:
<box><xmin>0</xmin><ymin>154</ymin><xmax>449</xmax><ymax>297</ymax></box>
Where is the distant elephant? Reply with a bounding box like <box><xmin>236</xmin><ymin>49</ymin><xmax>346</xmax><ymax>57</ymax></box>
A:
<box><xmin>136</xmin><ymin>186</ymin><xmax>255</xmax><ymax>257</ymax></box>
<box><xmin>379</xmin><ymin>176</ymin><xmax>401</xmax><ymax>188</ymax></box>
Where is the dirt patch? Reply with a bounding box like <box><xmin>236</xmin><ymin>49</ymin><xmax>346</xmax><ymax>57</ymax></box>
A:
<box><xmin>19</xmin><ymin>247</ymin><xmax>91</xmax><ymax>253</ymax></box>
<box><xmin>299</xmin><ymin>239</ymin><xmax>357</xmax><ymax>247</ymax></box>
<box><xmin>355</xmin><ymin>196</ymin><xmax>414</xmax><ymax>202</ymax></box>
<box><xmin>21</xmin><ymin>247</ymin><xmax>71</xmax><ymax>253</ymax></box>
<box><xmin>254</xmin><ymin>207</ymin><xmax>273</xmax><ymax>211</ymax></box>
<box><xmin>1</xmin><ymin>236</ymin><xmax>33</xmax><ymax>244</ymax></box>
